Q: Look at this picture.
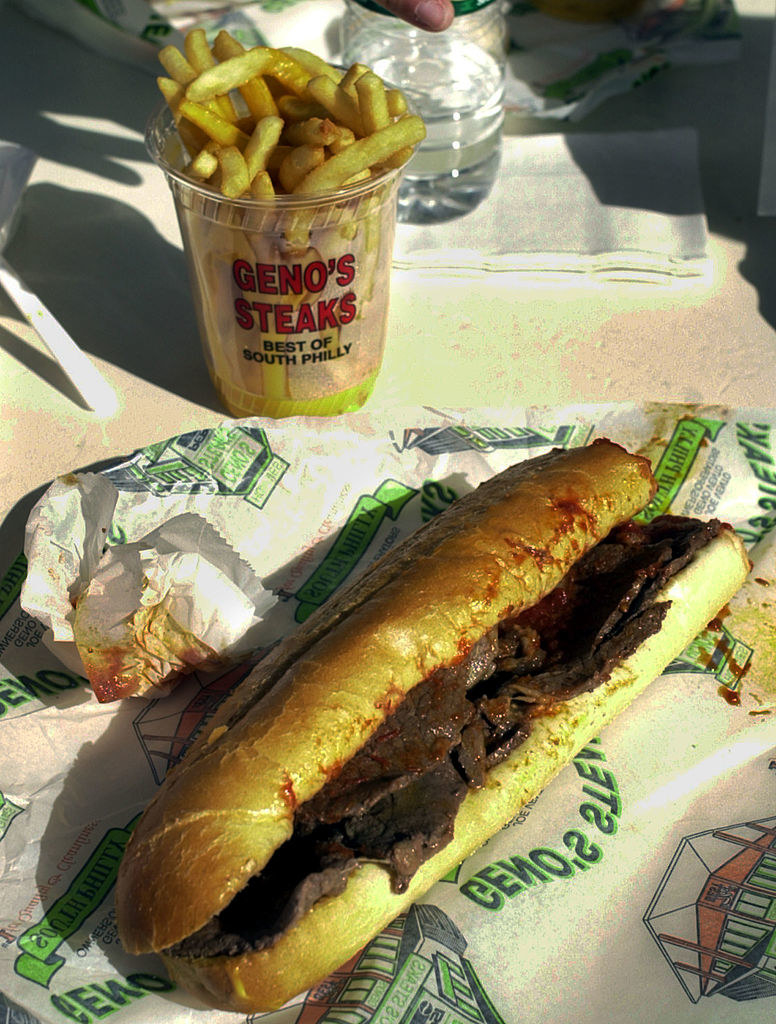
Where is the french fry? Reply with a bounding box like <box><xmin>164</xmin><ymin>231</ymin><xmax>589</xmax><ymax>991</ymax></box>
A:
<box><xmin>244</xmin><ymin>76</ymin><xmax>280</xmax><ymax>120</ymax></box>
<box><xmin>183</xmin><ymin>28</ymin><xmax>237</xmax><ymax>121</ymax></box>
<box><xmin>178</xmin><ymin>100</ymin><xmax>250</xmax><ymax>148</ymax></box>
<box><xmin>262</xmin><ymin>49</ymin><xmax>313</xmax><ymax>97</ymax></box>
<box><xmin>277</xmin><ymin>95</ymin><xmax>330</xmax><ymax>122</ymax></box>
<box><xmin>355</xmin><ymin>71</ymin><xmax>390</xmax><ymax>134</ymax></box>
<box><xmin>282</xmin><ymin>205</ymin><xmax>317</xmax><ymax>253</ymax></box>
<box><xmin>305</xmin><ymin>75</ymin><xmax>364</xmax><ymax>137</ymax></box>
<box><xmin>339</xmin><ymin>63</ymin><xmax>370</xmax><ymax>98</ymax></box>
<box><xmin>342</xmin><ymin>169</ymin><xmax>372</xmax><ymax>186</ymax></box>
<box><xmin>157</xmin><ymin>74</ymin><xmax>232</xmax><ymax>130</ymax></box>
<box><xmin>278</xmin><ymin>144</ymin><xmax>325</xmax><ymax>194</ymax></box>
<box><xmin>327</xmin><ymin>127</ymin><xmax>356</xmax><ymax>154</ymax></box>
<box><xmin>178</xmin><ymin>120</ymin><xmax>210</xmax><ymax>157</ymax></box>
<box><xmin>243</xmin><ymin>116</ymin><xmax>284</xmax><ymax>180</ymax></box>
<box><xmin>160</xmin><ymin>34</ymin><xmax>422</xmax><ymax>200</ymax></box>
<box><xmin>211</xmin><ymin>29</ymin><xmax>240</xmax><ymax>62</ymax></box>
<box><xmin>183</xmin><ymin>28</ymin><xmax>215</xmax><ymax>74</ymax></box>
<box><xmin>386</xmin><ymin>88</ymin><xmax>409</xmax><ymax>118</ymax></box>
<box><xmin>281</xmin><ymin>47</ymin><xmax>342</xmax><ymax>83</ymax></box>
<box><xmin>212</xmin><ymin>31</ymin><xmax>279</xmax><ymax>119</ymax></box>
<box><xmin>158</xmin><ymin>45</ymin><xmax>197</xmax><ymax>85</ymax></box>
<box><xmin>186</xmin><ymin>48</ymin><xmax>273</xmax><ymax>103</ymax></box>
<box><xmin>217</xmin><ymin>146</ymin><xmax>250</xmax><ymax>198</ymax></box>
<box><xmin>250</xmin><ymin>171</ymin><xmax>275</xmax><ymax>199</ymax></box>
<box><xmin>294</xmin><ymin>116</ymin><xmax>426</xmax><ymax>194</ymax></box>
<box><xmin>186</xmin><ymin>143</ymin><xmax>219</xmax><ymax>181</ymax></box>
<box><xmin>157</xmin><ymin>77</ymin><xmax>208</xmax><ymax>154</ymax></box>
<box><xmin>266</xmin><ymin>145</ymin><xmax>293</xmax><ymax>174</ymax></box>
<box><xmin>157</xmin><ymin>75</ymin><xmax>185</xmax><ymax>112</ymax></box>
<box><xmin>375</xmin><ymin>145</ymin><xmax>416</xmax><ymax>171</ymax></box>
<box><xmin>283</xmin><ymin>117</ymin><xmax>342</xmax><ymax>148</ymax></box>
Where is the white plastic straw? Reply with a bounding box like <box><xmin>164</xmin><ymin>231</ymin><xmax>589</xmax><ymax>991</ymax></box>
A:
<box><xmin>0</xmin><ymin>254</ymin><xmax>117</xmax><ymax>415</ymax></box>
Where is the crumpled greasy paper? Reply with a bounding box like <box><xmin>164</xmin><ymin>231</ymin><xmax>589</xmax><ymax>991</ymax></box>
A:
<box><xmin>21</xmin><ymin>474</ymin><xmax>275</xmax><ymax>701</ymax></box>
<box><xmin>22</xmin><ymin>471</ymin><xmax>119</xmax><ymax>645</ymax></box>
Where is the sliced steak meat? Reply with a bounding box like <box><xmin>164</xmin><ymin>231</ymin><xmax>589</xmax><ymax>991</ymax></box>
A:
<box><xmin>168</xmin><ymin>515</ymin><xmax>723</xmax><ymax>960</ymax></box>
<box><xmin>295</xmin><ymin>630</ymin><xmax>499</xmax><ymax>829</ymax></box>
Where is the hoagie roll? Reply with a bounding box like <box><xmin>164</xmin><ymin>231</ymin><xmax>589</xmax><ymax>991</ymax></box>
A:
<box><xmin>115</xmin><ymin>439</ymin><xmax>751</xmax><ymax>1011</ymax></box>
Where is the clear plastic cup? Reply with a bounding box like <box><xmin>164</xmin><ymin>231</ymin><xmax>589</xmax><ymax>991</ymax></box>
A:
<box><xmin>146</xmin><ymin>104</ymin><xmax>405</xmax><ymax>418</ymax></box>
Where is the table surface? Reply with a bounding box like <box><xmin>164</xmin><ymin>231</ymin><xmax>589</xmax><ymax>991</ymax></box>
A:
<box><xmin>1</xmin><ymin>0</ymin><xmax>775</xmax><ymax>543</ymax></box>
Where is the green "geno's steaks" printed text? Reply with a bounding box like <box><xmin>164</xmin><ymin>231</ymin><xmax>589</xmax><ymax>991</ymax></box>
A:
<box><xmin>461</xmin><ymin>742</ymin><xmax>619</xmax><ymax>909</ymax></box>
<box><xmin>736</xmin><ymin>422</ymin><xmax>776</xmax><ymax>545</ymax></box>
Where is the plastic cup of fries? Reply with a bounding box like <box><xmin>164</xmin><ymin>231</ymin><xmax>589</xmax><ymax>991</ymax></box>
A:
<box><xmin>146</xmin><ymin>31</ymin><xmax>425</xmax><ymax>418</ymax></box>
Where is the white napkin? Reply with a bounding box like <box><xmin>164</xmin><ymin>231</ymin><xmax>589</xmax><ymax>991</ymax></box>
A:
<box><xmin>393</xmin><ymin>128</ymin><xmax>710</xmax><ymax>281</ymax></box>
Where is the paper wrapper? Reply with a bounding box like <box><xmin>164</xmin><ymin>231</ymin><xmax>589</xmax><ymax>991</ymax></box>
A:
<box><xmin>1</xmin><ymin>402</ymin><xmax>775</xmax><ymax>1024</ymax></box>
<box><xmin>21</xmin><ymin>476</ymin><xmax>275</xmax><ymax>701</ymax></box>
<box><xmin>505</xmin><ymin>0</ymin><xmax>741</xmax><ymax>120</ymax></box>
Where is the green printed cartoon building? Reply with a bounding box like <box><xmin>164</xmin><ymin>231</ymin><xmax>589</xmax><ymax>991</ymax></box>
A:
<box><xmin>130</xmin><ymin>661</ymin><xmax>258</xmax><ymax>783</ymax></box>
<box><xmin>390</xmin><ymin>423</ymin><xmax>590</xmax><ymax>456</ymax></box>
<box><xmin>280</xmin><ymin>904</ymin><xmax>505</xmax><ymax>1024</ymax></box>
<box><xmin>104</xmin><ymin>423</ymin><xmax>287</xmax><ymax>506</ymax></box>
<box><xmin>645</xmin><ymin>818</ymin><xmax>776</xmax><ymax>1002</ymax></box>
<box><xmin>663</xmin><ymin>619</ymin><xmax>753</xmax><ymax>695</ymax></box>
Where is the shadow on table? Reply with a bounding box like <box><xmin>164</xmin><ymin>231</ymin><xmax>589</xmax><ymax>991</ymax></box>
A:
<box><xmin>1</xmin><ymin>180</ymin><xmax>219</xmax><ymax>409</ymax></box>
<box><xmin>737</xmin><ymin>220</ymin><xmax>776</xmax><ymax>334</ymax></box>
<box><xmin>589</xmin><ymin>13</ymin><xmax>773</xmax><ymax>325</ymax></box>
<box><xmin>0</xmin><ymin>4</ymin><xmax>158</xmax><ymax>184</ymax></box>
<box><xmin>0</xmin><ymin>295</ymin><xmax>97</xmax><ymax>411</ymax></box>
<box><xmin>0</xmin><ymin>3</ymin><xmax>220</xmax><ymax>408</ymax></box>
<box><xmin>510</xmin><ymin>11</ymin><xmax>776</xmax><ymax>335</ymax></box>
<box><xmin>562</xmin><ymin>130</ymin><xmax>704</xmax><ymax>218</ymax></box>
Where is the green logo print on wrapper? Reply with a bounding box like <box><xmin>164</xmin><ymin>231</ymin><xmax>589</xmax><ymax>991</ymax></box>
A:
<box><xmin>14</xmin><ymin>816</ymin><xmax>139</xmax><ymax>989</ymax></box>
<box><xmin>389</xmin><ymin>422</ymin><xmax>592</xmax><ymax>456</ymax></box>
<box><xmin>0</xmin><ymin>791</ymin><xmax>24</xmax><ymax>842</ymax></box>
<box><xmin>252</xmin><ymin>0</ymin><xmax>305</xmax><ymax>11</ymax></box>
<box><xmin>104</xmin><ymin>424</ymin><xmax>288</xmax><ymax>507</ymax></box>
<box><xmin>635</xmin><ymin>415</ymin><xmax>726</xmax><ymax>524</ymax></box>
<box><xmin>288</xmin><ymin>478</ymin><xmax>461</xmax><ymax>624</ymax></box>
<box><xmin>664</xmin><ymin>619</ymin><xmax>753</xmax><ymax>695</ymax></box>
<box><xmin>735</xmin><ymin>421</ymin><xmax>776</xmax><ymax>546</ymax></box>
<box><xmin>290</xmin><ymin>903</ymin><xmax>507</xmax><ymax>1023</ymax></box>
<box><xmin>290</xmin><ymin>479</ymin><xmax>420</xmax><ymax>623</ymax></box>
<box><xmin>76</xmin><ymin>0</ymin><xmax>176</xmax><ymax>44</ymax></box>
<box><xmin>633</xmin><ymin>415</ymin><xmax>753</xmax><ymax>694</ymax></box>
<box><xmin>458</xmin><ymin>740</ymin><xmax>619</xmax><ymax>910</ymax></box>
<box><xmin>0</xmin><ymin>552</ymin><xmax>27</xmax><ymax>620</ymax></box>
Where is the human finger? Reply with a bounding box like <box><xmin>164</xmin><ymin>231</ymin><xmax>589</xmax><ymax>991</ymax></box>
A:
<box><xmin>373</xmin><ymin>0</ymin><xmax>454</xmax><ymax>31</ymax></box>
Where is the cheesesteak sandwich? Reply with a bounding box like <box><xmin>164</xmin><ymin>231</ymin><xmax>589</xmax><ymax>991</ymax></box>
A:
<box><xmin>115</xmin><ymin>440</ymin><xmax>750</xmax><ymax>1012</ymax></box>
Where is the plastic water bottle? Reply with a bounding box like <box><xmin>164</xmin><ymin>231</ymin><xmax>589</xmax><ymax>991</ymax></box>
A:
<box><xmin>340</xmin><ymin>0</ymin><xmax>508</xmax><ymax>224</ymax></box>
